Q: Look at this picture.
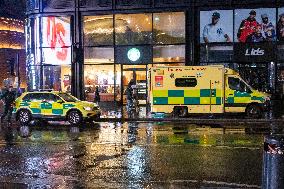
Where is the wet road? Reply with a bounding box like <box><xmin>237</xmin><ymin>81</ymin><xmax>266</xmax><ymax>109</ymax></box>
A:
<box><xmin>0</xmin><ymin>122</ymin><xmax>277</xmax><ymax>188</ymax></box>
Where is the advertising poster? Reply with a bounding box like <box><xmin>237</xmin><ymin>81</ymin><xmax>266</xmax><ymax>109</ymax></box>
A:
<box><xmin>277</xmin><ymin>8</ymin><xmax>284</xmax><ymax>41</ymax></box>
<box><xmin>155</xmin><ymin>76</ymin><xmax>163</xmax><ymax>87</ymax></box>
<box><xmin>234</xmin><ymin>8</ymin><xmax>276</xmax><ymax>43</ymax></box>
<box><xmin>41</xmin><ymin>17</ymin><xmax>71</xmax><ymax>65</ymax></box>
<box><xmin>200</xmin><ymin>10</ymin><xmax>233</xmax><ymax>43</ymax></box>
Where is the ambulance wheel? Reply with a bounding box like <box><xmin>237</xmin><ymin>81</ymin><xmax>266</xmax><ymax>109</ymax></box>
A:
<box><xmin>246</xmin><ymin>104</ymin><xmax>262</xmax><ymax>118</ymax></box>
<box><xmin>18</xmin><ymin>109</ymin><xmax>32</xmax><ymax>124</ymax></box>
<box><xmin>67</xmin><ymin>110</ymin><xmax>82</xmax><ymax>125</ymax></box>
<box><xmin>174</xmin><ymin>107</ymin><xmax>188</xmax><ymax>118</ymax></box>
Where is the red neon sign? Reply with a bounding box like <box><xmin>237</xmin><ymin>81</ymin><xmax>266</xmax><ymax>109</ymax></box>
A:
<box><xmin>46</xmin><ymin>17</ymin><xmax>68</xmax><ymax>61</ymax></box>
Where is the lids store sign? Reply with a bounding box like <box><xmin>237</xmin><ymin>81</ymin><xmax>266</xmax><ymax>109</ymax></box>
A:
<box><xmin>245</xmin><ymin>48</ymin><xmax>264</xmax><ymax>56</ymax></box>
<box><xmin>234</xmin><ymin>43</ymin><xmax>275</xmax><ymax>63</ymax></box>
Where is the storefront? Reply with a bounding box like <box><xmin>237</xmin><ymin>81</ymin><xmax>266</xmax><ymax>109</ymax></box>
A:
<box><xmin>26</xmin><ymin>0</ymin><xmax>284</xmax><ymax>115</ymax></box>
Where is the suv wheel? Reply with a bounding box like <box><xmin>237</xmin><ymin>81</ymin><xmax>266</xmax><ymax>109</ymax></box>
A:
<box><xmin>18</xmin><ymin>109</ymin><xmax>32</xmax><ymax>124</ymax></box>
<box><xmin>67</xmin><ymin>110</ymin><xmax>82</xmax><ymax>125</ymax></box>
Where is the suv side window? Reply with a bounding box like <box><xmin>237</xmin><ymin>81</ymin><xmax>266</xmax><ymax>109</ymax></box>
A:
<box><xmin>23</xmin><ymin>93</ymin><xmax>43</xmax><ymax>101</ymax></box>
<box><xmin>47</xmin><ymin>94</ymin><xmax>61</xmax><ymax>103</ymax></box>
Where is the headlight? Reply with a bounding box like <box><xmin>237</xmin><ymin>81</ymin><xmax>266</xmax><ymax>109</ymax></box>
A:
<box><xmin>84</xmin><ymin>106</ymin><xmax>92</xmax><ymax>111</ymax></box>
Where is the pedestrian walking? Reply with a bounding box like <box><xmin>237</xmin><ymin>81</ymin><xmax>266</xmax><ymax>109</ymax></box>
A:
<box><xmin>0</xmin><ymin>86</ymin><xmax>16</xmax><ymax>124</ymax></box>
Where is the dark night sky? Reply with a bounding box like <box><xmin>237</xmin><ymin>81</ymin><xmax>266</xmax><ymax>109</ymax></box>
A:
<box><xmin>0</xmin><ymin>0</ymin><xmax>26</xmax><ymax>19</ymax></box>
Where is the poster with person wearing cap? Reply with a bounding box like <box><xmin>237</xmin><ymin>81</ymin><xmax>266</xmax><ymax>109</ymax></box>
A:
<box><xmin>277</xmin><ymin>8</ymin><xmax>284</xmax><ymax>41</ymax></box>
<box><xmin>200</xmin><ymin>10</ymin><xmax>233</xmax><ymax>43</ymax></box>
<box><xmin>235</xmin><ymin>8</ymin><xmax>276</xmax><ymax>42</ymax></box>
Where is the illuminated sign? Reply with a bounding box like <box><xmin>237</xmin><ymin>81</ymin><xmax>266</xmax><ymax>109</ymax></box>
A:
<box><xmin>42</xmin><ymin>17</ymin><xmax>71</xmax><ymax>65</ymax></box>
<box><xmin>127</xmin><ymin>48</ymin><xmax>141</xmax><ymax>62</ymax></box>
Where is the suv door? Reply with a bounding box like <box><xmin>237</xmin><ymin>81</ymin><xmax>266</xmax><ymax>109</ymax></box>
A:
<box><xmin>42</xmin><ymin>94</ymin><xmax>64</xmax><ymax>116</ymax></box>
<box><xmin>22</xmin><ymin>93</ymin><xmax>46</xmax><ymax>115</ymax></box>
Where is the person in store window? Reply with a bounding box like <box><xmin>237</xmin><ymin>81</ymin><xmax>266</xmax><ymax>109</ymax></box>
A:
<box><xmin>246</xmin><ymin>24</ymin><xmax>265</xmax><ymax>42</ymax></box>
<box><xmin>202</xmin><ymin>12</ymin><xmax>231</xmax><ymax>43</ymax></box>
<box><xmin>277</xmin><ymin>13</ymin><xmax>284</xmax><ymax>41</ymax></box>
<box><xmin>94</xmin><ymin>86</ymin><xmax>100</xmax><ymax>104</ymax></box>
<box><xmin>260</xmin><ymin>14</ymin><xmax>276</xmax><ymax>41</ymax></box>
<box><xmin>237</xmin><ymin>10</ymin><xmax>259</xmax><ymax>43</ymax></box>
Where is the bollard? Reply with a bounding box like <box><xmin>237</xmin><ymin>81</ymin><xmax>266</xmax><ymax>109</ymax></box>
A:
<box><xmin>262</xmin><ymin>134</ymin><xmax>284</xmax><ymax>189</ymax></box>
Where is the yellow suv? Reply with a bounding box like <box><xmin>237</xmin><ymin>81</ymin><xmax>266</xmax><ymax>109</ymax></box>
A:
<box><xmin>13</xmin><ymin>91</ymin><xmax>101</xmax><ymax>125</ymax></box>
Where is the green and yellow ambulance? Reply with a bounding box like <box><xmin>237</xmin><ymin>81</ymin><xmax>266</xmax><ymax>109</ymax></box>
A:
<box><xmin>149</xmin><ymin>66</ymin><xmax>270</xmax><ymax>118</ymax></box>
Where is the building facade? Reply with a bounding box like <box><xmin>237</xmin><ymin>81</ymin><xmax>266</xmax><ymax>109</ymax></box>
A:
<box><xmin>25</xmin><ymin>0</ymin><xmax>284</xmax><ymax>113</ymax></box>
<box><xmin>0</xmin><ymin>0</ymin><xmax>26</xmax><ymax>89</ymax></box>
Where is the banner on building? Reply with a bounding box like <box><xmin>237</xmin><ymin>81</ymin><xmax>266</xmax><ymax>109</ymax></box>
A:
<box><xmin>234</xmin><ymin>43</ymin><xmax>276</xmax><ymax>63</ymax></box>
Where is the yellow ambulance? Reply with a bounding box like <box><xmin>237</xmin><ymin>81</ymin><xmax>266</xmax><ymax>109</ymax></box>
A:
<box><xmin>149</xmin><ymin>66</ymin><xmax>270</xmax><ymax>118</ymax></box>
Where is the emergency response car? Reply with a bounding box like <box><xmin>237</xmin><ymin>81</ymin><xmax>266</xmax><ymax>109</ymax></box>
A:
<box><xmin>149</xmin><ymin>66</ymin><xmax>270</xmax><ymax>118</ymax></box>
<box><xmin>13</xmin><ymin>91</ymin><xmax>101</xmax><ymax>125</ymax></box>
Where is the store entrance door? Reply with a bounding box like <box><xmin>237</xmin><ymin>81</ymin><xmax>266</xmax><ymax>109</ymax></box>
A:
<box><xmin>122</xmin><ymin>65</ymin><xmax>148</xmax><ymax>117</ymax></box>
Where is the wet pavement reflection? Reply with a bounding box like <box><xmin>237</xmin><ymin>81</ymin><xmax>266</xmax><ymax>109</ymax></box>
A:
<box><xmin>0</xmin><ymin>122</ymin><xmax>281</xmax><ymax>188</ymax></box>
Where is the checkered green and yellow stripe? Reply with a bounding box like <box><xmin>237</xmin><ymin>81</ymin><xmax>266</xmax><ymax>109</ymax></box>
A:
<box><xmin>153</xmin><ymin>89</ymin><xmax>222</xmax><ymax>105</ymax></box>
<box><xmin>18</xmin><ymin>102</ymin><xmax>75</xmax><ymax>115</ymax></box>
<box><xmin>226</xmin><ymin>91</ymin><xmax>264</xmax><ymax>105</ymax></box>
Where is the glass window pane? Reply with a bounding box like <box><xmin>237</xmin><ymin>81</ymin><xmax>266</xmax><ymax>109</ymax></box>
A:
<box><xmin>200</xmin><ymin>44</ymin><xmax>233</xmax><ymax>63</ymax></box>
<box><xmin>153</xmin><ymin>12</ymin><xmax>185</xmax><ymax>44</ymax></box>
<box><xmin>27</xmin><ymin>66</ymin><xmax>41</xmax><ymax>91</ymax></box>
<box><xmin>43</xmin><ymin>65</ymin><xmax>71</xmax><ymax>92</ymax></box>
<box><xmin>153</xmin><ymin>45</ymin><xmax>185</xmax><ymax>63</ymax></box>
<box><xmin>83</xmin><ymin>15</ymin><xmax>114</xmax><ymax>46</ymax></box>
<box><xmin>84</xmin><ymin>65</ymin><xmax>115</xmax><ymax>102</ymax></box>
<box><xmin>84</xmin><ymin>47</ymin><xmax>114</xmax><ymax>64</ymax></box>
<box><xmin>115</xmin><ymin>14</ymin><xmax>152</xmax><ymax>45</ymax></box>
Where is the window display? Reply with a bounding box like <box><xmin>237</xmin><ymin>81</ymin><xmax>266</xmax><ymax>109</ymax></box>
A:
<box><xmin>84</xmin><ymin>65</ymin><xmax>118</xmax><ymax>102</ymax></box>
<box><xmin>234</xmin><ymin>8</ymin><xmax>276</xmax><ymax>42</ymax></box>
<box><xmin>200</xmin><ymin>10</ymin><xmax>233</xmax><ymax>43</ymax></box>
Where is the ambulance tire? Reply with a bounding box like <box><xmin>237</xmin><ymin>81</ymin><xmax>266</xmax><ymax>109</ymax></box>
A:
<box><xmin>67</xmin><ymin>110</ymin><xmax>83</xmax><ymax>125</ymax></box>
<box><xmin>246</xmin><ymin>104</ymin><xmax>262</xmax><ymax>118</ymax></box>
<box><xmin>174</xmin><ymin>107</ymin><xmax>188</xmax><ymax>118</ymax></box>
<box><xmin>18</xmin><ymin>109</ymin><xmax>32</xmax><ymax>125</ymax></box>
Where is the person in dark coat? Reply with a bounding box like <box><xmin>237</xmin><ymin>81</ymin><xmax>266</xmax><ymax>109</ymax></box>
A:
<box><xmin>94</xmin><ymin>86</ymin><xmax>100</xmax><ymax>103</ymax></box>
<box><xmin>0</xmin><ymin>86</ymin><xmax>16</xmax><ymax>123</ymax></box>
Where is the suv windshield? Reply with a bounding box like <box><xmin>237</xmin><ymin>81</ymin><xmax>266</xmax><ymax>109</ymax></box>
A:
<box><xmin>58</xmin><ymin>93</ymin><xmax>78</xmax><ymax>102</ymax></box>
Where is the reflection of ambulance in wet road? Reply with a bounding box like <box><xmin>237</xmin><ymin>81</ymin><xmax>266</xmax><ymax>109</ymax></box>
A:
<box><xmin>149</xmin><ymin>66</ymin><xmax>270</xmax><ymax>118</ymax></box>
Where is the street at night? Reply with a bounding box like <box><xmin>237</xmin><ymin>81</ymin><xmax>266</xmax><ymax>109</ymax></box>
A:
<box><xmin>0</xmin><ymin>121</ymin><xmax>281</xmax><ymax>188</ymax></box>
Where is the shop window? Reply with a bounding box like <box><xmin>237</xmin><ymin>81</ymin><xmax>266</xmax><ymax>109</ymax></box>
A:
<box><xmin>115</xmin><ymin>14</ymin><xmax>152</xmax><ymax>45</ymax></box>
<box><xmin>153</xmin><ymin>45</ymin><xmax>185</xmax><ymax>63</ymax></box>
<box><xmin>83</xmin><ymin>15</ymin><xmax>114</xmax><ymax>46</ymax></box>
<box><xmin>200</xmin><ymin>43</ymin><xmax>233</xmax><ymax>63</ymax></box>
<box><xmin>153</xmin><ymin>12</ymin><xmax>185</xmax><ymax>44</ymax></box>
<box><xmin>84</xmin><ymin>47</ymin><xmax>114</xmax><ymax>64</ymax></box>
<box><xmin>43</xmin><ymin>65</ymin><xmax>71</xmax><ymax>92</ymax></box>
<box><xmin>84</xmin><ymin>64</ymin><xmax>116</xmax><ymax>102</ymax></box>
<box><xmin>175</xmin><ymin>78</ymin><xmax>197</xmax><ymax>87</ymax></box>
